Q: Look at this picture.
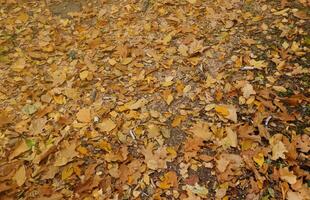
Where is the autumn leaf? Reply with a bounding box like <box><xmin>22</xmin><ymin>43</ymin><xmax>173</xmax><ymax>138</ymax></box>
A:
<box><xmin>76</xmin><ymin>108</ymin><xmax>92</xmax><ymax>123</ymax></box>
<box><xmin>241</xmin><ymin>83</ymin><xmax>256</xmax><ymax>98</ymax></box>
<box><xmin>54</xmin><ymin>141</ymin><xmax>78</xmax><ymax>167</ymax></box>
<box><xmin>9</xmin><ymin>140</ymin><xmax>30</xmax><ymax>160</ymax></box>
<box><xmin>12</xmin><ymin>164</ymin><xmax>26</xmax><ymax>186</ymax></box>
<box><xmin>270</xmin><ymin>134</ymin><xmax>288</xmax><ymax>160</ymax></box>
<box><xmin>215</xmin><ymin>105</ymin><xmax>237</xmax><ymax>123</ymax></box>
<box><xmin>279</xmin><ymin>167</ymin><xmax>297</xmax><ymax>185</ymax></box>
<box><xmin>190</xmin><ymin>121</ymin><xmax>213</xmax><ymax>141</ymax></box>
<box><xmin>158</xmin><ymin>171</ymin><xmax>178</xmax><ymax>189</ymax></box>
<box><xmin>97</xmin><ymin>118</ymin><xmax>116</xmax><ymax>132</ymax></box>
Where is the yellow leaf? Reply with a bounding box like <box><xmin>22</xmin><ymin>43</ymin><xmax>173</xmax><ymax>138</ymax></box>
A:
<box><xmin>12</xmin><ymin>165</ymin><xmax>26</xmax><ymax>186</ymax></box>
<box><xmin>215</xmin><ymin>105</ymin><xmax>237</xmax><ymax>123</ymax></box>
<box><xmin>187</xmin><ymin>0</ymin><xmax>197</xmax><ymax>4</ymax></box>
<box><xmin>220</xmin><ymin>127</ymin><xmax>237</xmax><ymax>148</ymax></box>
<box><xmin>53</xmin><ymin>95</ymin><xmax>66</xmax><ymax>104</ymax></box>
<box><xmin>9</xmin><ymin>140</ymin><xmax>30</xmax><ymax>160</ymax></box>
<box><xmin>79</xmin><ymin>70</ymin><xmax>89</xmax><ymax>80</ymax></box>
<box><xmin>61</xmin><ymin>166</ymin><xmax>74</xmax><ymax>180</ymax></box>
<box><xmin>108</xmin><ymin>58</ymin><xmax>117</xmax><ymax>66</ymax></box>
<box><xmin>190</xmin><ymin>121</ymin><xmax>212</xmax><ymax>141</ymax></box>
<box><xmin>76</xmin><ymin>108</ymin><xmax>91</xmax><ymax>123</ymax></box>
<box><xmin>171</xmin><ymin>115</ymin><xmax>186</xmax><ymax>127</ymax></box>
<box><xmin>178</xmin><ymin>44</ymin><xmax>188</xmax><ymax>56</ymax></box>
<box><xmin>162</xmin><ymin>34</ymin><xmax>172</xmax><ymax>45</ymax></box>
<box><xmin>76</xmin><ymin>146</ymin><xmax>88</xmax><ymax>155</ymax></box>
<box><xmin>272</xmin><ymin>86</ymin><xmax>287</xmax><ymax>93</ymax></box>
<box><xmin>11</xmin><ymin>58</ymin><xmax>26</xmax><ymax>72</ymax></box>
<box><xmin>165</xmin><ymin>94</ymin><xmax>174</xmax><ymax>105</ymax></box>
<box><xmin>147</xmin><ymin>124</ymin><xmax>161</xmax><ymax>138</ymax></box>
<box><xmin>97</xmin><ymin>118</ymin><xmax>116</xmax><ymax>132</ymax></box>
<box><xmin>166</xmin><ymin>147</ymin><xmax>177</xmax><ymax>158</ymax></box>
<box><xmin>215</xmin><ymin>105</ymin><xmax>229</xmax><ymax>116</ymax></box>
<box><xmin>253</xmin><ymin>153</ymin><xmax>264</xmax><ymax>167</ymax></box>
<box><xmin>98</xmin><ymin>140</ymin><xmax>112</xmax><ymax>152</ymax></box>
<box><xmin>158</xmin><ymin>171</ymin><xmax>178</xmax><ymax>189</ymax></box>
<box><xmin>126</xmin><ymin>98</ymin><xmax>148</xmax><ymax>110</ymax></box>
<box><xmin>241</xmin><ymin>83</ymin><xmax>256</xmax><ymax>98</ymax></box>
<box><xmin>121</xmin><ymin>57</ymin><xmax>133</xmax><ymax>65</ymax></box>
<box><xmin>17</xmin><ymin>12</ymin><xmax>29</xmax><ymax>22</ymax></box>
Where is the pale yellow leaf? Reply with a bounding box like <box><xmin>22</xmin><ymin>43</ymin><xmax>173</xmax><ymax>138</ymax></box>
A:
<box><xmin>12</xmin><ymin>165</ymin><xmax>26</xmax><ymax>186</ymax></box>
<box><xmin>97</xmin><ymin>118</ymin><xmax>116</xmax><ymax>132</ymax></box>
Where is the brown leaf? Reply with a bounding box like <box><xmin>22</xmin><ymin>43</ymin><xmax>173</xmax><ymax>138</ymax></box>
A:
<box><xmin>54</xmin><ymin>141</ymin><xmax>78</xmax><ymax>167</ymax></box>
<box><xmin>9</xmin><ymin>140</ymin><xmax>30</xmax><ymax>160</ymax></box>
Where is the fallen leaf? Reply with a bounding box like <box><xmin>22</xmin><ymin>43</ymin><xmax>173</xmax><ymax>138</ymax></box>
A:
<box><xmin>158</xmin><ymin>171</ymin><xmax>178</xmax><ymax>189</ymax></box>
<box><xmin>12</xmin><ymin>164</ymin><xmax>26</xmax><ymax>186</ymax></box>
<box><xmin>9</xmin><ymin>140</ymin><xmax>30</xmax><ymax>160</ymax></box>
<box><xmin>11</xmin><ymin>58</ymin><xmax>26</xmax><ymax>72</ymax></box>
<box><xmin>97</xmin><ymin>118</ymin><xmax>116</xmax><ymax>132</ymax></box>
<box><xmin>147</xmin><ymin>124</ymin><xmax>161</xmax><ymax>138</ymax></box>
<box><xmin>279</xmin><ymin>167</ymin><xmax>297</xmax><ymax>185</ymax></box>
<box><xmin>187</xmin><ymin>0</ymin><xmax>197</xmax><ymax>4</ymax></box>
<box><xmin>270</xmin><ymin>135</ymin><xmax>288</xmax><ymax>160</ymax></box>
<box><xmin>178</xmin><ymin>44</ymin><xmax>188</xmax><ymax>56</ymax></box>
<box><xmin>242</xmin><ymin>83</ymin><xmax>256</xmax><ymax>98</ymax></box>
<box><xmin>190</xmin><ymin>121</ymin><xmax>212</xmax><ymax>141</ymax></box>
<box><xmin>215</xmin><ymin>105</ymin><xmax>237</xmax><ymax>123</ymax></box>
<box><xmin>253</xmin><ymin>153</ymin><xmax>264</xmax><ymax>167</ymax></box>
<box><xmin>287</xmin><ymin>190</ymin><xmax>303</xmax><ymax>200</ymax></box>
<box><xmin>54</xmin><ymin>141</ymin><xmax>78</xmax><ymax>167</ymax></box>
<box><xmin>220</xmin><ymin>127</ymin><xmax>238</xmax><ymax>148</ymax></box>
<box><xmin>76</xmin><ymin>108</ymin><xmax>91</xmax><ymax>123</ymax></box>
<box><xmin>62</xmin><ymin>165</ymin><xmax>74</xmax><ymax>180</ymax></box>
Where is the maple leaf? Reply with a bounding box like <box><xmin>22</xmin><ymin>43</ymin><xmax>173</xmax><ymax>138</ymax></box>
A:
<box><xmin>190</xmin><ymin>121</ymin><xmax>213</xmax><ymax>141</ymax></box>
<box><xmin>215</xmin><ymin>105</ymin><xmax>238</xmax><ymax>123</ymax></box>
<box><xmin>270</xmin><ymin>134</ymin><xmax>288</xmax><ymax>160</ymax></box>
<box><xmin>158</xmin><ymin>171</ymin><xmax>178</xmax><ymax>189</ymax></box>
<box><xmin>241</xmin><ymin>83</ymin><xmax>256</xmax><ymax>98</ymax></box>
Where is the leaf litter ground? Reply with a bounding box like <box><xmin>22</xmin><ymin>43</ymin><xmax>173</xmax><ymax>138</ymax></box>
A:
<box><xmin>0</xmin><ymin>0</ymin><xmax>309</xmax><ymax>199</ymax></box>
